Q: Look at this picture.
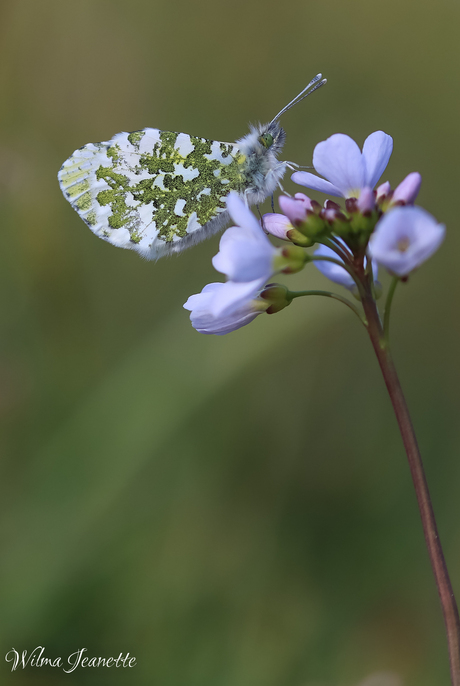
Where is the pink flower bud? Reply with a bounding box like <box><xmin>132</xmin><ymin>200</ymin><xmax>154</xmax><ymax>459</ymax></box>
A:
<box><xmin>262</xmin><ymin>213</ymin><xmax>292</xmax><ymax>240</ymax></box>
<box><xmin>392</xmin><ymin>172</ymin><xmax>422</xmax><ymax>205</ymax></box>
<box><xmin>278</xmin><ymin>193</ymin><xmax>312</xmax><ymax>224</ymax></box>
<box><xmin>357</xmin><ymin>187</ymin><xmax>375</xmax><ymax>214</ymax></box>
<box><xmin>376</xmin><ymin>181</ymin><xmax>391</xmax><ymax>199</ymax></box>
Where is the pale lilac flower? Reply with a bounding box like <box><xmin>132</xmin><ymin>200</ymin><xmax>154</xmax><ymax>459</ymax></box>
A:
<box><xmin>392</xmin><ymin>172</ymin><xmax>422</xmax><ymax>205</ymax></box>
<box><xmin>184</xmin><ymin>283</ymin><xmax>268</xmax><ymax>335</ymax></box>
<box><xmin>292</xmin><ymin>131</ymin><xmax>393</xmax><ymax>199</ymax></box>
<box><xmin>262</xmin><ymin>213</ymin><xmax>292</xmax><ymax>240</ymax></box>
<box><xmin>314</xmin><ymin>242</ymin><xmax>378</xmax><ymax>289</ymax></box>
<box><xmin>369</xmin><ymin>206</ymin><xmax>445</xmax><ymax>276</ymax></box>
<box><xmin>212</xmin><ymin>193</ymin><xmax>277</xmax><ymax>283</ymax></box>
<box><xmin>188</xmin><ymin>193</ymin><xmax>281</xmax><ymax>323</ymax></box>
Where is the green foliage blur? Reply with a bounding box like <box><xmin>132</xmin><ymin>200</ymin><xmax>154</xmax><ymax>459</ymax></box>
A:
<box><xmin>0</xmin><ymin>1</ymin><xmax>459</xmax><ymax>684</ymax></box>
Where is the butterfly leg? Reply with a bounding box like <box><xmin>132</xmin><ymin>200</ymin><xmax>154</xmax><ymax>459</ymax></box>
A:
<box><xmin>271</xmin><ymin>195</ymin><xmax>275</xmax><ymax>213</ymax></box>
<box><xmin>257</xmin><ymin>206</ymin><xmax>268</xmax><ymax>233</ymax></box>
<box><xmin>277</xmin><ymin>180</ymin><xmax>291</xmax><ymax>197</ymax></box>
<box><xmin>285</xmin><ymin>161</ymin><xmax>313</xmax><ymax>170</ymax></box>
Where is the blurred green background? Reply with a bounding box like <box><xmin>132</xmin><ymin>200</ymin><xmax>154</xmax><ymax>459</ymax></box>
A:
<box><xmin>0</xmin><ymin>0</ymin><xmax>459</xmax><ymax>684</ymax></box>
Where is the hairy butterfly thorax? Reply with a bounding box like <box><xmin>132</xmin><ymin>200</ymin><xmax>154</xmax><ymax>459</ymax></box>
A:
<box><xmin>58</xmin><ymin>74</ymin><xmax>326</xmax><ymax>260</ymax></box>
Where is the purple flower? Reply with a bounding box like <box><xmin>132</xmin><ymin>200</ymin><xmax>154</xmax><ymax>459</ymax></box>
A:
<box><xmin>314</xmin><ymin>242</ymin><xmax>378</xmax><ymax>289</ymax></box>
<box><xmin>212</xmin><ymin>193</ymin><xmax>277</xmax><ymax>283</ymax></box>
<box><xmin>369</xmin><ymin>206</ymin><xmax>445</xmax><ymax>276</ymax></box>
<box><xmin>185</xmin><ymin>193</ymin><xmax>282</xmax><ymax>330</ymax></box>
<box><xmin>292</xmin><ymin>131</ymin><xmax>393</xmax><ymax>199</ymax></box>
<box><xmin>184</xmin><ymin>283</ymin><xmax>267</xmax><ymax>335</ymax></box>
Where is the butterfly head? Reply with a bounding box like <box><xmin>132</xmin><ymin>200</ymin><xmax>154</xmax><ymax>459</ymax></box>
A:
<box><xmin>257</xmin><ymin>121</ymin><xmax>286</xmax><ymax>156</ymax></box>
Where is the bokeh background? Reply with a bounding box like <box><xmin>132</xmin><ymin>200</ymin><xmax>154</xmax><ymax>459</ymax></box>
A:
<box><xmin>0</xmin><ymin>0</ymin><xmax>459</xmax><ymax>684</ymax></box>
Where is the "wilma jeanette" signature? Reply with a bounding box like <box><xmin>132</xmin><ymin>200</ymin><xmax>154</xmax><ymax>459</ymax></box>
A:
<box><xmin>5</xmin><ymin>647</ymin><xmax>137</xmax><ymax>673</ymax></box>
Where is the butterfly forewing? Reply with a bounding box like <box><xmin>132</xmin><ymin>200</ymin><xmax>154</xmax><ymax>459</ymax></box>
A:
<box><xmin>58</xmin><ymin>129</ymin><xmax>247</xmax><ymax>259</ymax></box>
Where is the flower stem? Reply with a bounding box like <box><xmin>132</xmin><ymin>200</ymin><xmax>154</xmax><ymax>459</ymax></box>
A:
<box><xmin>289</xmin><ymin>289</ymin><xmax>367</xmax><ymax>326</ymax></box>
<box><xmin>362</xmin><ymin>292</ymin><xmax>460</xmax><ymax>686</ymax></box>
<box><xmin>383</xmin><ymin>276</ymin><xmax>399</xmax><ymax>346</ymax></box>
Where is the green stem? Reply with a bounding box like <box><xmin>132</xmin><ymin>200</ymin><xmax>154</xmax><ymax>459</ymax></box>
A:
<box><xmin>320</xmin><ymin>236</ymin><xmax>353</xmax><ymax>263</ymax></box>
<box><xmin>362</xmin><ymin>292</ymin><xmax>460</xmax><ymax>686</ymax></box>
<box><xmin>289</xmin><ymin>289</ymin><xmax>367</xmax><ymax>326</ymax></box>
<box><xmin>383</xmin><ymin>276</ymin><xmax>399</xmax><ymax>346</ymax></box>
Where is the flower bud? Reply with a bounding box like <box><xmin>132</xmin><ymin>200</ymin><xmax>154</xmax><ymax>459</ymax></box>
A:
<box><xmin>260</xmin><ymin>283</ymin><xmax>292</xmax><ymax>314</ymax></box>
<box><xmin>345</xmin><ymin>198</ymin><xmax>358</xmax><ymax>213</ymax></box>
<box><xmin>376</xmin><ymin>181</ymin><xmax>391</xmax><ymax>200</ymax></box>
<box><xmin>262</xmin><ymin>213</ymin><xmax>292</xmax><ymax>240</ymax></box>
<box><xmin>324</xmin><ymin>199</ymin><xmax>341</xmax><ymax>211</ymax></box>
<box><xmin>298</xmin><ymin>211</ymin><xmax>327</xmax><ymax>239</ymax></box>
<box><xmin>286</xmin><ymin>228</ymin><xmax>315</xmax><ymax>247</ymax></box>
<box><xmin>357</xmin><ymin>187</ymin><xmax>376</xmax><ymax>214</ymax></box>
<box><xmin>391</xmin><ymin>172</ymin><xmax>422</xmax><ymax>206</ymax></box>
<box><xmin>278</xmin><ymin>193</ymin><xmax>313</xmax><ymax>225</ymax></box>
<box><xmin>274</xmin><ymin>245</ymin><xmax>308</xmax><ymax>274</ymax></box>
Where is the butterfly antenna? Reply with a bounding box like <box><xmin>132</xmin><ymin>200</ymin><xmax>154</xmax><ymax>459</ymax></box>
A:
<box><xmin>270</xmin><ymin>73</ymin><xmax>327</xmax><ymax>124</ymax></box>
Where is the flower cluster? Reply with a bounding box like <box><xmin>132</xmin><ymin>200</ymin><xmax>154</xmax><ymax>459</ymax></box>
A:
<box><xmin>185</xmin><ymin>131</ymin><xmax>445</xmax><ymax>334</ymax></box>
<box><xmin>184</xmin><ymin>194</ymin><xmax>303</xmax><ymax>334</ymax></box>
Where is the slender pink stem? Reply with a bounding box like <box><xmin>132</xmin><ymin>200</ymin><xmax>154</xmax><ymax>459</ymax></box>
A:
<box><xmin>362</xmin><ymin>293</ymin><xmax>460</xmax><ymax>686</ymax></box>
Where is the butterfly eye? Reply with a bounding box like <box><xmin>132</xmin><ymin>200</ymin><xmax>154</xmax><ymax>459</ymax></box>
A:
<box><xmin>259</xmin><ymin>133</ymin><xmax>274</xmax><ymax>149</ymax></box>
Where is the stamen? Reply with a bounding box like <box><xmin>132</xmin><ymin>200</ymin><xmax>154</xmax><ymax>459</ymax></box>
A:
<box><xmin>397</xmin><ymin>237</ymin><xmax>410</xmax><ymax>253</ymax></box>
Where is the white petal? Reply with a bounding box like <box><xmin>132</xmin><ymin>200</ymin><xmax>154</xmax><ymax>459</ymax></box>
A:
<box><xmin>213</xmin><ymin>240</ymin><xmax>274</xmax><ymax>282</ymax></box>
<box><xmin>362</xmin><ymin>131</ymin><xmax>393</xmax><ymax>188</ymax></box>
<box><xmin>198</xmin><ymin>311</ymin><xmax>260</xmax><ymax>335</ymax></box>
<box><xmin>226</xmin><ymin>192</ymin><xmax>262</xmax><ymax>237</ymax></box>
<box><xmin>210</xmin><ymin>279</ymin><xmax>266</xmax><ymax>318</ymax></box>
<box><xmin>291</xmin><ymin>171</ymin><xmax>343</xmax><ymax>197</ymax></box>
<box><xmin>312</xmin><ymin>134</ymin><xmax>365</xmax><ymax>195</ymax></box>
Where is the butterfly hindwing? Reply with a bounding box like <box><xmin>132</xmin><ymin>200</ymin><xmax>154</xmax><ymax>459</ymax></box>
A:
<box><xmin>58</xmin><ymin>128</ymin><xmax>248</xmax><ymax>259</ymax></box>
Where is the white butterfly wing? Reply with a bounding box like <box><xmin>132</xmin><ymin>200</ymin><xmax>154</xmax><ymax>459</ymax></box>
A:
<box><xmin>58</xmin><ymin>129</ymin><xmax>247</xmax><ymax>259</ymax></box>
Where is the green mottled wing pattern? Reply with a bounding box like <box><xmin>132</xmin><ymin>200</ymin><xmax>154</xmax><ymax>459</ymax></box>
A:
<box><xmin>58</xmin><ymin>128</ymin><xmax>248</xmax><ymax>259</ymax></box>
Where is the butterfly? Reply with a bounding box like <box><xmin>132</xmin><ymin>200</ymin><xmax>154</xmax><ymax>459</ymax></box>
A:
<box><xmin>58</xmin><ymin>74</ymin><xmax>326</xmax><ymax>260</ymax></box>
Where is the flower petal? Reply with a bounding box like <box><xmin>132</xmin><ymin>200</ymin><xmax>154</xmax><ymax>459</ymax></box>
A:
<box><xmin>313</xmin><ymin>244</ymin><xmax>355</xmax><ymax>288</ymax></box>
<box><xmin>262</xmin><ymin>213</ymin><xmax>292</xmax><ymax>240</ymax></box>
<box><xmin>291</xmin><ymin>171</ymin><xmax>343</xmax><ymax>197</ymax></box>
<box><xmin>278</xmin><ymin>194</ymin><xmax>311</xmax><ymax>223</ymax></box>
<box><xmin>226</xmin><ymin>192</ymin><xmax>261</xmax><ymax>237</ymax></box>
<box><xmin>212</xmin><ymin>239</ymin><xmax>274</xmax><ymax>282</ymax></box>
<box><xmin>210</xmin><ymin>279</ymin><xmax>266</xmax><ymax>318</ymax></box>
<box><xmin>312</xmin><ymin>133</ymin><xmax>365</xmax><ymax>196</ymax></box>
<box><xmin>184</xmin><ymin>282</ymin><xmax>266</xmax><ymax>335</ymax></box>
<box><xmin>369</xmin><ymin>206</ymin><xmax>445</xmax><ymax>276</ymax></box>
<box><xmin>362</xmin><ymin>131</ymin><xmax>393</xmax><ymax>188</ymax></box>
